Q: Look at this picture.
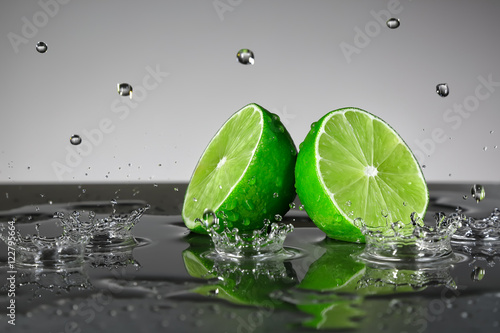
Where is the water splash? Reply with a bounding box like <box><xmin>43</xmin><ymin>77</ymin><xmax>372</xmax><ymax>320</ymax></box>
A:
<box><xmin>56</xmin><ymin>202</ymin><xmax>150</xmax><ymax>250</ymax></box>
<box><xmin>357</xmin><ymin>260</ymin><xmax>458</xmax><ymax>290</ymax></box>
<box><xmin>0</xmin><ymin>202</ymin><xmax>149</xmax><ymax>267</ymax></box>
<box><xmin>197</xmin><ymin>210</ymin><xmax>294</xmax><ymax>258</ymax></box>
<box><xmin>355</xmin><ymin>212</ymin><xmax>461</xmax><ymax>262</ymax></box>
<box><xmin>0</xmin><ymin>214</ymin><xmax>95</xmax><ymax>268</ymax></box>
<box><xmin>452</xmin><ymin>208</ymin><xmax>500</xmax><ymax>241</ymax></box>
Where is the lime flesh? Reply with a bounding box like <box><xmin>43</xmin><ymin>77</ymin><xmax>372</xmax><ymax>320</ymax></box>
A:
<box><xmin>295</xmin><ymin>107</ymin><xmax>428</xmax><ymax>242</ymax></box>
<box><xmin>182</xmin><ymin>103</ymin><xmax>297</xmax><ymax>233</ymax></box>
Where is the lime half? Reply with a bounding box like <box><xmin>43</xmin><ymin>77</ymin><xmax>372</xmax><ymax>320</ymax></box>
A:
<box><xmin>182</xmin><ymin>103</ymin><xmax>297</xmax><ymax>233</ymax></box>
<box><xmin>295</xmin><ymin>107</ymin><xmax>428</xmax><ymax>242</ymax></box>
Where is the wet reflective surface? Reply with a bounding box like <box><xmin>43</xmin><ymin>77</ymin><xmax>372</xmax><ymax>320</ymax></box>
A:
<box><xmin>1</xmin><ymin>183</ymin><xmax>500</xmax><ymax>332</ymax></box>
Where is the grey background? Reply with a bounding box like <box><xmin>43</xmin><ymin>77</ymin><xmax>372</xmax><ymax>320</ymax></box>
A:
<box><xmin>0</xmin><ymin>0</ymin><xmax>499</xmax><ymax>184</ymax></box>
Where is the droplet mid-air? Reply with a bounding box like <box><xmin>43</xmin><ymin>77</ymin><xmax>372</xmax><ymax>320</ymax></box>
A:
<box><xmin>36</xmin><ymin>41</ymin><xmax>48</xmax><ymax>53</ymax></box>
<box><xmin>436</xmin><ymin>83</ymin><xmax>449</xmax><ymax>97</ymax></box>
<box><xmin>236</xmin><ymin>49</ymin><xmax>255</xmax><ymax>65</ymax></box>
<box><xmin>386</xmin><ymin>18</ymin><xmax>400</xmax><ymax>29</ymax></box>
<box><xmin>471</xmin><ymin>184</ymin><xmax>485</xmax><ymax>203</ymax></box>
<box><xmin>70</xmin><ymin>135</ymin><xmax>82</xmax><ymax>145</ymax></box>
<box><xmin>117</xmin><ymin>83</ymin><xmax>133</xmax><ymax>98</ymax></box>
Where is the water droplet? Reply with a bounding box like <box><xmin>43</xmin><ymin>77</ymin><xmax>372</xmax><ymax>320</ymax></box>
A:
<box><xmin>236</xmin><ymin>49</ymin><xmax>254</xmax><ymax>65</ymax></box>
<box><xmin>471</xmin><ymin>184</ymin><xmax>485</xmax><ymax>203</ymax></box>
<box><xmin>310</xmin><ymin>122</ymin><xmax>317</xmax><ymax>129</ymax></box>
<box><xmin>70</xmin><ymin>135</ymin><xmax>82</xmax><ymax>145</ymax></box>
<box><xmin>463</xmin><ymin>195</ymin><xmax>468</xmax><ymax>200</ymax></box>
<box><xmin>273</xmin><ymin>192</ymin><xmax>279</xmax><ymax>198</ymax></box>
<box><xmin>274</xmin><ymin>214</ymin><xmax>282</xmax><ymax>222</ymax></box>
<box><xmin>490</xmin><ymin>130</ymin><xmax>495</xmax><ymax>134</ymax></box>
<box><xmin>289</xmin><ymin>202</ymin><xmax>296</xmax><ymax>209</ymax></box>
<box><xmin>471</xmin><ymin>266</ymin><xmax>485</xmax><ymax>281</ymax></box>
<box><xmin>36</xmin><ymin>41</ymin><xmax>48</xmax><ymax>53</ymax></box>
<box><xmin>460</xmin><ymin>311</ymin><xmax>469</xmax><ymax>319</ymax></box>
<box><xmin>422</xmin><ymin>164</ymin><xmax>426</xmax><ymax>168</ymax></box>
<box><xmin>299</xmin><ymin>205</ymin><xmax>304</xmax><ymax>211</ymax></box>
<box><xmin>386</xmin><ymin>18</ymin><xmax>400</xmax><ymax>29</ymax></box>
<box><xmin>174</xmin><ymin>187</ymin><xmax>179</xmax><ymax>192</ymax></box>
<box><xmin>193</xmin><ymin>197</ymin><xmax>197</xmax><ymax>202</ymax></box>
<box><xmin>436</xmin><ymin>83</ymin><xmax>449</xmax><ymax>97</ymax></box>
<box><xmin>483</xmin><ymin>146</ymin><xmax>488</xmax><ymax>151</ymax></box>
<box><xmin>218</xmin><ymin>185</ymin><xmax>223</xmax><ymax>189</ymax></box>
<box><xmin>247</xmin><ymin>176</ymin><xmax>256</xmax><ymax>185</ymax></box>
<box><xmin>346</xmin><ymin>200</ymin><xmax>352</xmax><ymax>207</ymax></box>
<box><xmin>117</xmin><ymin>83</ymin><xmax>133</xmax><ymax>98</ymax></box>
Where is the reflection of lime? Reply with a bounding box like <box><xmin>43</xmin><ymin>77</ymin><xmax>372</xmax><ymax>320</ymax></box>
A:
<box><xmin>296</xmin><ymin>239</ymin><xmax>419</xmax><ymax>330</ymax></box>
<box><xmin>295</xmin><ymin>108</ymin><xmax>428</xmax><ymax>242</ymax></box>
<box><xmin>299</xmin><ymin>240</ymin><xmax>365</xmax><ymax>292</ymax></box>
<box><xmin>182</xmin><ymin>103</ymin><xmax>297</xmax><ymax>234</ymax></box>
<box><xmin>182</xmin><ymin>234</ymin><xmax>297</xmax><ymax>307</ymax></box>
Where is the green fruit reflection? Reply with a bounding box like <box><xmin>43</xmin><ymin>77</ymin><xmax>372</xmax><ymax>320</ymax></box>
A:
<box><xmin>293</xmin><ymin>238</ymin><xmax>456</xmax><ymax>330</ymax></box>
<box><xmin>182</xmin><ymin>233</ymin><xmax>298</xmax><ymax>308</ymax></box>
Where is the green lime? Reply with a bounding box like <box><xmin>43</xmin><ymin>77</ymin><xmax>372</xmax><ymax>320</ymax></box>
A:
<box><xmin>295</xmin><ymin>107</ymin><xmax>428</xmax><ymax>242</ymax></box>
<box><xmin>182</xmin><ymin>103</ymin><xmax>297</xmax><ymax>233</ymax></box>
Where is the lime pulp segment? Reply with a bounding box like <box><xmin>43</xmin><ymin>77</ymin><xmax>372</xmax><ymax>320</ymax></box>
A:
<box><xmin>316</xmin><ymin>108</ymin><xmax>428</xmax><ymax>228</ymax></box>
<box><xmin>182</xmin><ymin>106</ymin><xmax>263</xmax><ymax>229</ymax></box>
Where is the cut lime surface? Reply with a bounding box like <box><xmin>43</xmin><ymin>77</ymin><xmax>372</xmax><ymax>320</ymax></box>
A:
<box><xmin>295</xmin><ymin>107</ymin><xmax>428</xmax><ymax>242</ymax></box>
<box><xmin>182</xmin><ymin>103</ymin><xmax>297</xmax><ymax>233</ymax></box>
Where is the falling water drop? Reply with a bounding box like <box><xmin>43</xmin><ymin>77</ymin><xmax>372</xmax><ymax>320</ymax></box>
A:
<box><xmin>386</xmin><ymin>18</ymin><xmax>400</xmax><ymax>29</ymax></box>
<box><xmin>117</xmin><ymin>83</ymin><xmax>133</xmax><ymax>98</ymax></box>
<box><xmin>471</xmin><ymin>266</ymin><xmax>485</xmax><ymax>281</ymax></box>
<box><xmin>471</xmin><ymin>184</ymin><xmax>485</xmax><ymax>203</ymax></box>
<box><xmin>236</xmin><ymin>49</ymin><xmax>255</xmax><ymax>65</ymax></box>
<box><xmin>274</xmin><ymin>214</ymin><xmax>283</xmax><ymax>222</ymax></box>
<box><xmin>436</xmin><ymin>83</ymin><xmax>449</xmax><ymax>97</ymax></box>
<box><xmin>70</xmin><ymin>135</ymin><xmax>82</xmax><ymax>145</ymax></box>
<box><xmin>36</xmin><ymin>41</ymin><xmax>48</xmax><ymax>53</ymax></box>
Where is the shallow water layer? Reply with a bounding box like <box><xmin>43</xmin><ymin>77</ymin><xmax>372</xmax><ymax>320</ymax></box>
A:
<box><xmin>0</xmin><ymin>183</ymin><xmax>500</xmax><ymax>333</ymax></box>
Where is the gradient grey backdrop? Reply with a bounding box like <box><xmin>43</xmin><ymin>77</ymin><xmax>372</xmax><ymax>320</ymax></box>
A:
<box><xmin>1</xmin><ymin>0</ymin><xmax>499</xmax><ymax>183</ymax></box>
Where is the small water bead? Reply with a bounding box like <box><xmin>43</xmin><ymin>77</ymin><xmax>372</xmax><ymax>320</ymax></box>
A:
<box><xmin>273</xmin><ymin>192</ymin><xmax>279</xmax><ymax>198</ymax></box>
<box><xmin>36</xmin><ymin>41</ymin><xmax>48</xmax><ymax>53</ymax></box>
<box><xmin>463</xmin><ymin>195</ymin><xmax>468</xmax><ymax>200</ymax></box>
<box><xmin>471</xmin><ymin>184</ymin><xmax>485</xmax><ymax>203</ymax></box>
<box><xmin>299</xmin><ymin>205</ymin><xmax>304</xmax><ymax>211</ymax></box>
<box><xmin>236</xmin><ymin>49</ymin><xmax>254</xmax><ymax>65</ymax></box>
<box><xmin>193</xmin><ymin>197</ymin><xmax>198</xmax><ymax>202</ymax></box>
<box><xmin>386</xmin><ymin>18</ymin><xmax>400</xmax><ymax>29</ymax></box>
<box><xmin>471</xmin><ymin>267</ymin><xmax>485</xmax><ymax>281</ymax></box>
<box><xmin>117</xmin><ymin>83</ymin><xmax>133</xmax><ymax>98</ymax></box>
<box><xmin>174</xmin><ymin>187</ymin><xmax>179</xmax><ymax>192</ymax></box>
<box><xmin>436</xmin><ymin>83</ymin><xmax>449</xmax><ymax>97</ymax></box>
<box><xmin>289</xmin><ymin>202</ymin><xmax>296</xmax><ymax>209</ymax></box>
<box><xmin>70</xmin><ymin>135</ymin><xmax>82</xmax><ymax>145</ymax></box>
<box><xmin>274</xmin><ymin>214</ymin><xmax>282</xmax><ymax>222</ymax></box>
